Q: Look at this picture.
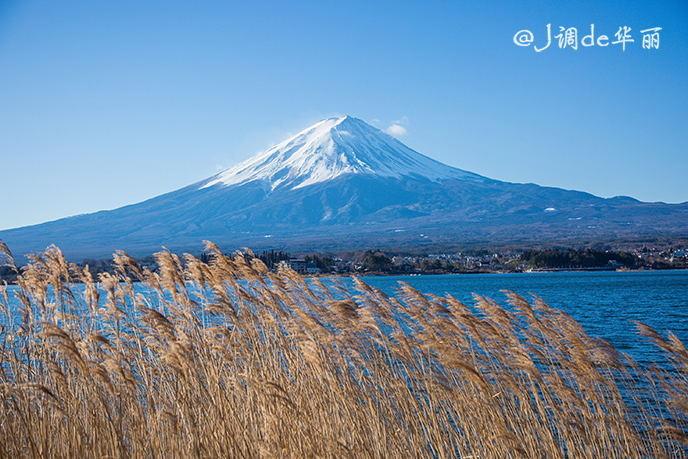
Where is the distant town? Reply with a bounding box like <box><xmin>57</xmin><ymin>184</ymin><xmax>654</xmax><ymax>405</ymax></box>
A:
<box><xmin>257</xmin><ymin>244</ymin><xmax>688</xmax><ymax>275</ymax></box>
<box><xmin>2</xmin><ymin>243</ymin><xmax>687</xmax><ymax>283</ymax></box>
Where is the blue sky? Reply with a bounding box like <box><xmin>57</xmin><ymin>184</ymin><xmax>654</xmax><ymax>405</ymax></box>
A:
<box><xmin>0</xmin><ymin>0</ymin><xmax>686</xmax><ymax>230</ymax></box>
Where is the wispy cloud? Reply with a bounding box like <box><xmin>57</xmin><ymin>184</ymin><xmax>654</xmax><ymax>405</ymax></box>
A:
<box><xmin>385</xmin><ymin>116</ymin><xmax>409</xmax><ymax>137</ymax></box>
<box><xmin>385</xmin><ymin>123</ymin><xmax>407</xmax><ymax>137</ymax></box>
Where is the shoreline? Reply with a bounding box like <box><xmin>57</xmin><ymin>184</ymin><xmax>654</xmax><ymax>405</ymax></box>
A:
<box><xmin>341</xmin><ymin>266</ymin><xmax>688</xmax><ymax>278</ymax></box>
<box><xmin>2</xmin><ymin>266</ymin><xmax>686</xmax><ymax>287</ymax></box>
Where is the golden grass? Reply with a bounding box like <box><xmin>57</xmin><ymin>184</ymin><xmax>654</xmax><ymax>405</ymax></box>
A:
<box><xmin>0</xmin><ymin>242</ymin><xmax>686</xmax><ymax>458</ymax></box>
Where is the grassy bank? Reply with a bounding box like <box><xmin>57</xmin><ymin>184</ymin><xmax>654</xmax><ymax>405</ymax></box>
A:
<box><xmin>0</xmin><ymin>242</ymin><xmax>687</xmax><ymax>457</ymax></box>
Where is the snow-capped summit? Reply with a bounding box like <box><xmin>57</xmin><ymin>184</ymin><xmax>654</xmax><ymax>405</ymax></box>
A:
<box><xmin>202</xmin><ymin>115</ymin><xmax>476</xmax><ymax>190</ymax></box>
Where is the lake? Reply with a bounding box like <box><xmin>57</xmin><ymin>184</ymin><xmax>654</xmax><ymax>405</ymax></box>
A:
<box><xmin>3</xmin><ymin>269</ymin><xmax>687</xmax><ymax>368</ymax></box>
<box><xmin>361</xmin><ymin>270</ymin><xmax>688</xmax><ymax>366</ymax></box>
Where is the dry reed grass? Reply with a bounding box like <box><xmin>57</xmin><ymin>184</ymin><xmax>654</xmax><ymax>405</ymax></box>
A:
<box><xmin>0</xmin><ymin>242</ymin><xmax>686</xmax><ymax>458</ymax></box>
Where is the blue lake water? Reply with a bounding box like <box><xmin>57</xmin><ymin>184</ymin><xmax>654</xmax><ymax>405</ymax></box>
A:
<box><xmin>361</xmin><ymin>270</ymin><xmax>688</xmax><ymax>366</ymax></box>
<box><xmin>3</xmin><ymin>270</ymin><xmax>687</xmax><ymax>368</ymax></box>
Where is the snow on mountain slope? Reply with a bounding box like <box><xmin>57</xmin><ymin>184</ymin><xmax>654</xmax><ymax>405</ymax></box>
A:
<box><xmin>201</xmin><ymin>115</ymin><xmax>479</xmax><ymax>191</ymax></box>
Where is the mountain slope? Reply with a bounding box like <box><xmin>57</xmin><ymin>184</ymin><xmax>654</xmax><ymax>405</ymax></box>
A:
<box><xmin>1</xmin><ymin>115</ymin><xmax>686</xmax><ymax>260</ymax></box>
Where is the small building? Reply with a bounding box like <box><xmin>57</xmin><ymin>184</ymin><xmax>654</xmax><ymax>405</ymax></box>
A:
<box><xmin>279</xmin><ymin>258</ymin><xmax>321</xmax><ymax>274</ymax></box>
<box><xmin>305</xmin><ymin>262</ymin><xmax>321</xmax><ymax>274</ymax></box>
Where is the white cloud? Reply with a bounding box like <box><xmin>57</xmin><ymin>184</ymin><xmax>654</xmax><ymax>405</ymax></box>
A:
<box><xmin>385</xmin><ymin>123</ymin><xmax>407</xmax><ymax>137</ymax></box>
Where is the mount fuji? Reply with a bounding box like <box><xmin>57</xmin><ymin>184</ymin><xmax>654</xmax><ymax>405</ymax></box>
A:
<box><xmin>2</xmin><ymin>115</ymin><xmax>687</xmax><ymax>260</ymax></box>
